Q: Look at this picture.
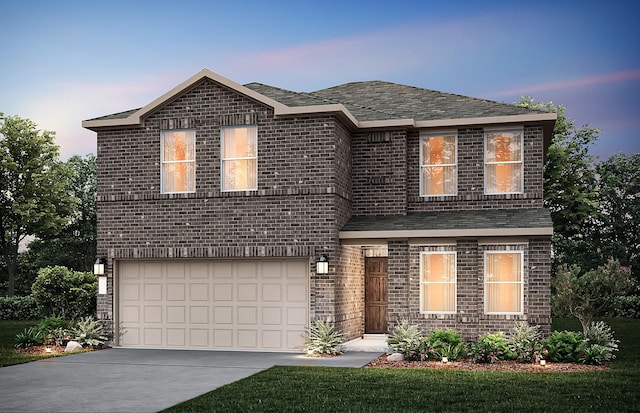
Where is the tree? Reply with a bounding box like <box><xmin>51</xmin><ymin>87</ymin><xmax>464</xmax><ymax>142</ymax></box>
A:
<box><xmin>24</xmin><ymin>154</ymin><xmax>97</xmax><ymax>273</ymax></box>
<box><xmin>0</xmin><ymin>115</ymin><xmax>72</xmax><ymax>296</ymax></box>
<box><xmin>516</xmin><ymin>97</ymin><xmax>600</xmax><ymax>272</ymax></box>
<box><xmin>552</xmin><ymin>259</ymin><xmax>635</xmax><ymax>333</ymax></box>
<box><xmin>593</xmin><ymin>153</ymin><xmax>640</xmax><ymax>282</ymax></box>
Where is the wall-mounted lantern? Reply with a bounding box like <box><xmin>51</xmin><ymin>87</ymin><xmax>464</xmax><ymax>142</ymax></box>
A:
<box><xmin>94</xmin><ymin>258</ymin><xmax>107</xmax><ymax>294</ymax></box>
<box><xmin>316</xmin><ymin>255</ymin><xmax>329</xmax><ymax>275</ymax></box>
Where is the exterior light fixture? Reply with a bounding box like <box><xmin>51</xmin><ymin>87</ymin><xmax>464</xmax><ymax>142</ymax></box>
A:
<box><xmin>316</xmin><ymin>255</ymin><xmax>329</xmax><ymax>275</ymax></box>
<box><xmin>94</xmin><ymin>258</ymin><xmax>107</xmax><ymax>294</ymax></box>
<box><xmin>441</xmin><ymin>357</ymin><xmax>448</xmax><ymax>363</ymax></box>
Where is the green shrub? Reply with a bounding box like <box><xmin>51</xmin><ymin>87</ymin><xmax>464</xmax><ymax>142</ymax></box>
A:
<box><xmin>387</xmin><ymin>320</ymin><xmax>422</xmax><ymax>353</ymax></box>
<box><xmin>580</xmin><ymin>321</ymin><xmax>618</xmax><ymax>365</ymax></box>
<box><xmin>303</xmin><ymin>320</ymin><xmax>343</xmax><ymax>355</ymax></box>
<box><xmin>37</xmin><ymin>316</ymin><xmax>69</xmax><ymax>332</ymax></box>
<box><xmin>403</xmin><ymin>337</ymin><xmax>436</xmax><ymax>361</ymax></box>
<box><xmin>70</xmin><ymin>316</ymin><xmax>107</xmax><ymax>348</ymax></box>
<box><xmin>544</xmin><ymin>330</ymin><xmax>584</xmax><ymax>362</ymax></box>
<box><xmin>509</xmin><ymin>321</ymin><xmax>547</xmax><ymax>364</ymax></box>
<box><xmin>581</xmin><ymin>344</ymin><xmax>614</xmax><ymax>365</ymax></box>
<box><xmin>468</xmin><ymin>332</ymin><xmax>511</xmax><ymax>363</ymax></box>
<box><xmin>0</xmin><ymin>296</ymin><xmax>41</xmax><ymax>320</ymax></box>
<box><xmin>31</xmin><ymin>266</ymin><xmax>97</xmax><ymax>321</ymax></box>
<box><xmin>427</xmin><ymin>329</ymin><xmax>465</xmax><ymax>361</ymax></box>
<box><xmin>609</xmin><ymin>295</ymin><xmax>640</xmax><ymax>318</ymax></box>
<box><xmin>14</xmin><ymin>326</ymin><xmax>44</xmax><ymax>349</ymax></box>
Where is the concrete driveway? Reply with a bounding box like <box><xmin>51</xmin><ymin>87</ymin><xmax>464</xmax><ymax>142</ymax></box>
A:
<box><xmin>0</xmin><ymin>348</ymin><xmax>382</xmax><ymax>413</ymax></box>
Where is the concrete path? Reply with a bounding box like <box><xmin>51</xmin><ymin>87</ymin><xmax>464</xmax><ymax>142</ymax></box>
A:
<box><xmin>0</xmin><ymin>348</ymin><xmax>382</xmax><ymax>413</ymax></box>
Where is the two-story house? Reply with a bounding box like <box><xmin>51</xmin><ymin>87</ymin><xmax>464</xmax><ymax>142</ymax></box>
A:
<box><xmin>83</xmin><ymin>69</ymin><xmax>556</xmax><ymax>351</ymax></box>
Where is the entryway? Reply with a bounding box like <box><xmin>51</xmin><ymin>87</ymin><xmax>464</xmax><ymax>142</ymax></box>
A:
<box><xmin>364</xmin><ymin>257</ymin><xmax>388</xmax><ymax>334</ymax></box>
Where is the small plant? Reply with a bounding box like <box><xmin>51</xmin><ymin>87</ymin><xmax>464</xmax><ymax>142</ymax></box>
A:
<box><xmin>304</xmin><ymin>320</ymin><xmax>343</xmax><ymax>355</ymax></box>
<box><xmin>44</xmin><ymin>327</ymin><xmax>72</xmax><ymax>347</ymax></box>
<box><xmin>403</xmin><ymin>337</ymin><xmax>435</xmax><ymax>361</ymax></box>
<box><xmin>14</xmin><ymin>326</ymin><xmax>44</xmax><ymax>349</ymax></box>
<box><xmin>580</xmin><ymin>321</ymin><xmax>619</xmax><ymax>365</ymax></box>
<box><xmin>70</xmin><ymin>316</ymin><xmax>107</xmax><ymax>348</ymax></box>
<box><xmin>387</xmin><ymin>320</ymin><xmax>422</xmax><ymax>353</ymax></box>
<box><xmin>468</xmin><ymin>332</ymin><xmax>511</xmax><ymax>363</ymax></box>
<box><xmin>428</xmin><ymin>329</ymin><xmax>465</xmax><ymax>361</ymax></box>
<box><xmin>544</xmin><ymin>330</ymin><xmax>584</xmax><ymax>362</ymax></box>
<box><xmin>581</xmin><ymin>344</ymin><xmax>614</xmax><ymax>365</ymax></box>
<box><xmin>509</xmin><ymin>321</ymin><xmax>547</xmax><ymax>364</ymax></box>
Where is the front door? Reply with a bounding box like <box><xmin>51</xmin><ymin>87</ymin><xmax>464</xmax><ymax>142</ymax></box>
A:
<box><xmin>365</xmin><ymin>257</ymin><xmax>388</xmax><ymax>334</ymax></box>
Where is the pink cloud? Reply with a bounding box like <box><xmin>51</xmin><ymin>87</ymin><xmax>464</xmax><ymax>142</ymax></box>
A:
<box><xmin>493</xmin><ymin>69</ymin><xmax>640</xmax><ymax>97</ymax></box>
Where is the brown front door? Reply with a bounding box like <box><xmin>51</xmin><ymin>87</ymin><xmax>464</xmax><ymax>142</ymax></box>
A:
<box><xmin>365</xmin><ymin>257</ymin><xmax>388</xmax><ymax>334</ymax></box>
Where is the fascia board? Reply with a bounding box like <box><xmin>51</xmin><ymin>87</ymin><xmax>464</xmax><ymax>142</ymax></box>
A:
<box><xmin>414</xmin><ymin>113</ymin><xmax>557</xmax><ymax>128</ymax></box>
<box><xmin>339</xmin><ymin>227</ymin><xmax>553</xmax><ymax>239</ymax></box>
<box><xmin>274</xmin><ymin>104</ymin><xmax>359</xmax><ymax>128</ymax></box>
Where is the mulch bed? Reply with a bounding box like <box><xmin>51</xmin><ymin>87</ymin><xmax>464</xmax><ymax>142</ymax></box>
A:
<box><xmin>366</xmin><ymin>355</ymin><xmax>609</xmax><ymax>372</ymax></box>
<box><xmin>15</xmin><ymin>345</ymin><xmax>109</xmax><ymax>355</ymax></box>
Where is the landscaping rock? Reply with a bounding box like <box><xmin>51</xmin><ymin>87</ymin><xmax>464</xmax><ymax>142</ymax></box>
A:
<box><xmin>387</xmin><ymin>353</ymin><xmax>404</xmax><ymax>362</ymax></box>
<box><xmin>64</xmin><ymin>341</ymin><xmax>83</xmax><ymax>352</ymax></box>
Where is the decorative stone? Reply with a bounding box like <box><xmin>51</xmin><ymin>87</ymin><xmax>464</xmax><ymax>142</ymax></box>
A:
<box><xmin>387</xmin><ymin>353</ymin><xmax>404</xmax><ymax>362</ymax></box>
<box><xmin>64</xmin><ymin>341</ymin><xmax>83</xmax><ymax>352</ymax></box>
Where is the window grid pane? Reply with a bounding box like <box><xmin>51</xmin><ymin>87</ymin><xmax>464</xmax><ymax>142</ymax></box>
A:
<box><xmin>421</xmin><ymin>252</ymin><xmax>456</xmax><ymax>313</ymax></box>
<box><xmin>222</xmin><ymin>126</ymin><xmax>258</xmax><ymax>191</ymax></box>
<box><xmin>485</xmin><ymin>252</ymin><xmax>522</xmax><ymax>313</ymax></box>
<box><xmin>485</xmin><ymin>131</ymin><xmax>522</xmax><ymax>193</ymax></box>
<box><xmin>421</xmin><ymin>135</ymin><xmax>456</xmax><ymax>196</ymax></box>
<box><xmin>161</xmin><ymin>130</ymin><xmax>195</xmax><ymax>193</ymax></box>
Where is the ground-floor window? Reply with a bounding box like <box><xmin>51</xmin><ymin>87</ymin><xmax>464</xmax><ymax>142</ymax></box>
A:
<box><xmin>484</xmin><ymin>251</ymin><xmax>523</xmax><ymax>314</ymax></box>
<box><xmin>420</xmin><ymin>251</ymin><xmax>457</xmax><ymax>313</ymax></box>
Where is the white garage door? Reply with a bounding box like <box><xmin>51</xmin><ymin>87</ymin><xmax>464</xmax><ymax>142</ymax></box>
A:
<box><xmin>117</xmin><ymin>259</ymin><xmax>309</xmax><ymax>351</ymax></box>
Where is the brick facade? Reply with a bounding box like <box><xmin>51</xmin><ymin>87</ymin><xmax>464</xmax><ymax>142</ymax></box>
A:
<box><xmin>91</xmin><ymin>72</ymin><xmax>552</xmax><ymax>344</ymax></box>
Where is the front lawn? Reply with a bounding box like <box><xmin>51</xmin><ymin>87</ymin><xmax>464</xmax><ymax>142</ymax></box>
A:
<box><xmin>162</xmin><ymin>318</ymin><xmax>640</xmax><ymax>413</ymax></box>
<box><xmin>0</xmin><ymin>320</ymin><xmax>56</xmax><ymax>367</ymax></box>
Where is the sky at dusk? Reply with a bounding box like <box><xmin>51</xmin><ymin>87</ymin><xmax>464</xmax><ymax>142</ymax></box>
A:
<box><xmin>1</xmin><ymin>0</ymin><xmax>639</xmax><ymax>160</ymax></box>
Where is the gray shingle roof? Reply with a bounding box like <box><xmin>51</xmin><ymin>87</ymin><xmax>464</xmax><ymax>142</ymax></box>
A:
<box><xmin>341</xmin><ymin>208</ymin><xmax>553</xmax><ymax>232</ymax></box>
<box><xmin>308</xmin><ymin>81</ymin><xmax>541</xmax><ymax>122</ymax></box>
<box><xmin>89</xmin><ymin>75</ymin><xmax>547</xmax><ymax>124</ymax></box>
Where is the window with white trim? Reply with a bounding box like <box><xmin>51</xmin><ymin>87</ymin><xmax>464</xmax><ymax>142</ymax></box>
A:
<box><xmin>420</xmin><ymin>134</ymin><xmax>457</xmax><ymax>196</ymax></box>
<box><xmin>161</xmin><ymin>129</ymin><xmax>195</xmax><ymax>193</ymax></box>
<box><xmin>485</xmin><ymin>130</ymin><xmax>523</xmax><ymax>194</ymax></box>
<box><xmin>420</xmin><ymin>252</ymin><xmax>457</xmax><ymax>313</ymax></box>
<box><xmin>484</xmin><ymin>251</ymin><xmax>523</xmax><ymax>314</ymax></box>
<box><xmin>221</xmin><ymin>126</ymin><xmax>257</xmax><ymax>191</ymax></box>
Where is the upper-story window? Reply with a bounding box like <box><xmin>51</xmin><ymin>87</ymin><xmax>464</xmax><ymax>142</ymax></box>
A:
<box><xmin>485</xmin><ymin>130</ymin><xmax>523</xmax><ymax>194</ymax></box>
<box><xmin>161</xmin><ymin>129</ymin><xmax>195</xmax><ymax>193</ymax></box>
<box><xmin>221</xmin><ymin>126</ymin><xmax>257</xmax><ymax>191</ymax></box>
<box><xmin>420</xmin><ymin>134</ymin><xmax>457</xmax><ymax>196</ymax></box>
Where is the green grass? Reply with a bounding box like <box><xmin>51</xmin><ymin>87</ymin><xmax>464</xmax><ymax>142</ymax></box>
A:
<box><xmin>162</xmin><ymin>318</ymin><xmax>640</xmax><ymax>413</ymax></box>
<box><xmin>0</xmin><ymin>320</ymin><xmax>64</xmax><ymax>367</ymax></box>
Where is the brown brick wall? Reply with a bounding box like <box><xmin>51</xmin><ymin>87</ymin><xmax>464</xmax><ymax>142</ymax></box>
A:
<box><xmin>351</xmin><ymin>130</ymin><xmax>407</xmax><ymax>216</ymax></box>
<box><xmin>388</xmin><ymin>237</ymin><xmax>551</xmax><ymax>341</ymax></box>
<box><xmin>335</xmin><ymin>245</ymin><xmax>365</xmax><ymax>340</ymax></box>
<box><xmin>95</xmin><ymin>79</ymin><xmax>356</xmax><ymax>337</ymax></box>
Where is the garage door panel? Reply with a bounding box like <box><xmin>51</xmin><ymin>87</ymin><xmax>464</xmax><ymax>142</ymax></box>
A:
<box><xmin>144</xmin><ymin>284</ymin><xmax>162</xmax><ymax>301</ymax></box>
<box><xmin>237</xmin><ymin>284</ymin><xmax>257</xmax><ymax>301</ymax></box>
<box><xmin>167</xmin><ymin>328</ymin><xmax>186</xmax><ymax>346</ymax></box>
<box><xmin>167</xmin><ymin>306</ymin><xmax>185</xmax><ymax>323</ymax></box>
<box><xmin>213</xmin><ymin>329</ymin><xmax>233</xmax><ymax>347</ymax></box>
<box><xmin>189</xmin><ymin>283</ymin><xmax>209</xmax><ymax>301</ymax></box>
<box><xmin>144</xmin><ymin>306</ymin><xmax>162</xmax><ymax>323</ymax></box>
<box><xmin>213</xmin><ymin>306</ymin><xmax>233</xmax><ymax>324</ymax></box>
<box><xmin>189</xmin><ymin>329</ymin><xmax>209</xmax><ymax>347</ymax></box>
<box><xmin>262</xmin><ymin>284</ymin><xmax>282</xmax><ymax>301</ymax></box>
<box><xmin>118</xmin><ymin>259</ymin><xmax>308</xmax><ymax>350</ymax></box>
<box><xmin>167</xmin><ymin>284</ymin><xmax>185</xmax><ymax>301</ymax></box>
<box><xmin>143</xmin><ymin>328</ymin><xmax>162</xmax><ymax>345</ymax></box>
